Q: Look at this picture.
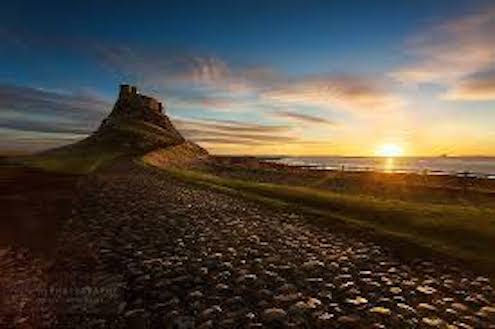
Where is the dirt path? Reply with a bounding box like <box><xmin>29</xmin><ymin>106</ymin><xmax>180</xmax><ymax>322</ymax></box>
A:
<box><xmin>1</xmin><ymin>162</ymin><xmax>495</xmax><ymax>328</ymax></box>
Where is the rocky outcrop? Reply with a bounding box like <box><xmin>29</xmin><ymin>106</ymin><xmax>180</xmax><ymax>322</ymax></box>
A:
<box><xmin>98</xmin><ymin>84</ymin><xmax>185</xmax><ymax>144</ymax></box>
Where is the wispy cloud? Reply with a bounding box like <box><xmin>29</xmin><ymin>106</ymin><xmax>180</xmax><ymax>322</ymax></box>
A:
<box><xmin>443</xmin><ymin>70</ymin><xmax>495</xmax><ymax>101</ymax></box>
<box><xmin>169</xmin><ymin>95</ymin><xmax>254</xmax><ymax>113</ymax></box>
<box><xmin>174</xmin><ymin>117</ymin><xmax>290</xmax><ymax>133</ymax></box>
<box><xmin>270</xmin><ymin>110</ymin><xmax>335</xmax><ymax>125</ymax></box>
<box><xmin>391</xmin><ymin>5</ymin><xmax>495</xmax><ymax>101</ymax></box>
<box><xmin>93</xmin><ymin>44</ymin><xmax>403</xmax><ymax>114</ymax></box>
<box><xmin>0</xmin><ymin>127</ymin><xmax>88</xmax><ymax>153</ymax></box>
<box><xmin>96</xmin><ymin>46</ymin><xmax>260</xmax><ymax>95</ymax></box>
<box><xmin>173</xmin><ymin>117</ymin><xmax>296</xmax><ymax>145</ymax></box>
<box><xmin>100</xmin><ymin>47</ymin><xmax>223</xmax><ymax>83</ymax></box>
<box><xmin>261</xmin><ymin>76</ymin><xmax>403</xmax><ymax>113</ymax></box>
<box><xmin>0</xmin><ymin>84</ymin><xmax>109</xmax><ymax>149</ymax></box>
<box><xmin>172</xmin><ymin>117</ymin><xmax>335</xmax><ymax>155</ymax></box>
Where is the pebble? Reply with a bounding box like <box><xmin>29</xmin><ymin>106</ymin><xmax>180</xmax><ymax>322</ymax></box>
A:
<box><xmin>262</xmin><ymin>308</ymin><xmax>287</xmax><ymax>323</ymax></box>
<box><xmin>189</xmin><ymin>290</ymin><xmax>203</xmax><ymax>299</ymax></box>
<box><xmin>346</xmin><ymin>296</ymin><xmax>368</xmax><ymax>305</ymax></box>
<box><xmin>418</xmin><ymin>303</ymin><xmax>438</xmax><ymax>313</ymax></box>
<box><xmin>422</xmin><ymin>317</ymin><xmax>445</xmax><ymax>327</ymax></box>
<box><xmin>451</xmin><ymin>303</ymin><xmax>469</xmax><ymax>312</ymax></box>
<box><xmin>417</xmin><ymin>286</ymin><xmax>437</xmax><ymax>295</ymax></box>
<box><xmin>369</xmin><ymin>307</ymin><xmax>391</xmax><ymax>316</ymax></box>
<box><xmin>337</xmin><ymin>315</ymin><xmax>361</xmax><ymax>325</ymax></box>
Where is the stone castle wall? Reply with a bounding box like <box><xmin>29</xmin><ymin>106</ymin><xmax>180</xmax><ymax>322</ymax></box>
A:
<box><xmin>118</xmin><ymin>84</ymin><xmax>164</xmax><ymax>113</ymax></box>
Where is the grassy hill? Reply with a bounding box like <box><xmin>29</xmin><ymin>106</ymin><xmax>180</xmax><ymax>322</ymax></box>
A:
<box><xmin>8</xmin><ymin>86</ymin><xmax>207</xmax><ymax>174</ymax></box>
<box><xmin>16</xmin><ymin>118</ymin><xmax>204</xmax><ymax>174</ymax></box>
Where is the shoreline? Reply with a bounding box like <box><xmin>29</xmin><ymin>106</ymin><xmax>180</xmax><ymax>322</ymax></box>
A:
<box><xmin>208</xmin><ymin>155</ymin><xmax>495</xmax><ymax>199</ymax></box>
<box><xmin>262</xmin><ymin>158</ymin><xmax>495</xmax><ymax>179</ymax></box>
<box><xmin>209</xmin><ymin>155</ymin><xmax>495</xmax><ymax>179</ymax></box>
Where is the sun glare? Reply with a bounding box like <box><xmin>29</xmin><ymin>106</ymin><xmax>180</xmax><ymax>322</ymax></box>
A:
<box><xmin>376</xmin><ymin>143</ymin><xmax>404</xmax><ymax>157</ymax></box>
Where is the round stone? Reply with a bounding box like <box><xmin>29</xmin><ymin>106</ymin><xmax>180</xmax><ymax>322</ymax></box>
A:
<box><xmin>346</xmin><ymin>297</ymin><xmax>368</xmax><ymax>305</ymax></box>
<box><xmin>417</xmin><ymin>286</ymin><xmax>437</xmax><ymax>295</ymax></box>
<box><xmin>417</xmin><ymin>303</ymin><xmax>438</xmax><ymax>313</ymax></box>
<box><xmin>262</xmin><ymin>308</ymin><xmax>287</xmax><ymax>323</ymax></box>
<box><xmin>421</xmin><ymin>317</ymin><xmax>445</xmax><ymax>327</ymax></box>
<box><xmin>369</xmin><ymin>307</ymin><xmax>391</xmax><ymax>316</ymax></box>
<box><xmin>451</xmin><ymin>303</ymin><xmax>469</xmax><ymax>312</ymax></box>
<box><xmin>337</xmin><ymin>315</ymin><xmax>360</xmax><ymax>326</ymax></box>
<box><xmin>389</xmin><ymin>287</ymin><xmax>402</xmax><ymax>294</ymax></box>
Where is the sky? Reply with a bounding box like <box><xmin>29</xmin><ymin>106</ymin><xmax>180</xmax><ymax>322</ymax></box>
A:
<box><xmin>1</xmin><ymin>0</ymin><xmax>495</xmax><ymax>156</ymax></box>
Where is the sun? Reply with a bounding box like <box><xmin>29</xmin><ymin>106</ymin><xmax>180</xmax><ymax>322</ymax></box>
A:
<box><xmin>376</xmin><ymin>143</ymin><xmax>404</xmax><ymax>157</ymax></box>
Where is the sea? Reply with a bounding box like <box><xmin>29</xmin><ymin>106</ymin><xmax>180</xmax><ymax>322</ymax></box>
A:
<box><xmin>264</xmin><ymin>156</ymin><xmax>495</xmax><ymax>179</ymax></box>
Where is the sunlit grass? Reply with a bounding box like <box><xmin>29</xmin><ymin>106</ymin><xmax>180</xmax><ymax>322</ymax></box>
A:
<box><xmin>19</xmin><ymin>145</ymin><xmax>124</xmax><ymax>174</ymax></box>
<box><xmin>146</xmin><ymin>163</ymin><xmax>495</xmax><ymax>271</ymax></box>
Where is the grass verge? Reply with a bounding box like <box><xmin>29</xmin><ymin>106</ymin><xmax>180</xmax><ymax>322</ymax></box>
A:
<box><xmin>143</xmin><ymin>162</ymin><xmax>495</xmax><ymax>273</ymax></box>
<box><xmin>12</xmin><ymin>144</ymin><xmax>124</xmax><ymax>174</ymax></box>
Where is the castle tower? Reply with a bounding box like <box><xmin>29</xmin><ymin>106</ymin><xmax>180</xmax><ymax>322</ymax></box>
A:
<box><xmin>116</xmin><ymin>84</ymin><xmax>164</xmax><ymax>113</ymax></box>
<box><xmin>119</xmin><ymin>84</ymin><xmax>136</xmax><ymax>99</ymax></box>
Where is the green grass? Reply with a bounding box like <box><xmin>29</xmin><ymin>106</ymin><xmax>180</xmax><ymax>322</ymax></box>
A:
<box><xmin>13</xmin><ymin>134</ymin><xmax>129</xmax><ymax>174</ymax></box>
<box><xmin>116</xmin><ymin>119</ymin><xmax>181</xmax><ymax>146</ymax></box>
<box><xmin>17</xmin><ymin>145</ymin><xmax>124</xmax><ymax>174</ymax></box>
<box><xmin>198</xmin><ymin>162</ymin><xmax>495</xmax><ymax>208</ymax></box>
<box><xmin>145</xmin><ymin>163</ymin><xmax>495</xmax><ymax>271</ymax></box>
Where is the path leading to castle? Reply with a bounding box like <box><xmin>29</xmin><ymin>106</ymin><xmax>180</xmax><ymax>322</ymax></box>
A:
<box><xmin>1</xmin><ymin>161</ymin><xmax>495</xmax><ymax>328</ymax></box>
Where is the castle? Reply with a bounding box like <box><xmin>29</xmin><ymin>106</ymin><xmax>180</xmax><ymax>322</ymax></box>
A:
<box><xmin>100</xmin><ymin>84</ymin><xmax>184</xmax><ymax>143</ymax></box>
<box><xmin>118</xmin><ymin>84</ymin><xmax>164</xmax><ymax>113</ymax></box>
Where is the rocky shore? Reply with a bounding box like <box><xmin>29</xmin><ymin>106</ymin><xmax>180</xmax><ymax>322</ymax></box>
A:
<box><xmin>1</xmin><ymin>161</ymin><xmax>495</xmax><ymax>328</ymax></box>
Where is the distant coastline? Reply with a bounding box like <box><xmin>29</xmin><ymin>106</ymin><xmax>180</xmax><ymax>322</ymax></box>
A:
<box><xmin>260</xmin><ymin>156</ymin><xmax>495</xmax><ymax>178</ymax></box>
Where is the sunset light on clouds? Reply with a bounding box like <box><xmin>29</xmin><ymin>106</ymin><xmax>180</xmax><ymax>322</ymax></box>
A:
<box><xmin>1</xmin><ymin>0</ymin><xmax>495</xmax><ymax>156</ymax></box>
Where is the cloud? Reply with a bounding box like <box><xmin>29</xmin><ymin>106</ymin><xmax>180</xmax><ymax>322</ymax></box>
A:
<box><xmin>0</xmin><ymin>29</ymin><xmax>251</xmax><ymax>94</ymax></box>
<box><xmin>0</xmin><ymin>115</ymin><xmax>96</xmax><ymax>134</ymax></box>
<box><xmin>0</xmin><ymin>82</ymin><xmax>301</xmax><ymax>151</ymax></box>
<box><xmin>173</xmin><ymin>117</ymin><xmax>299</xmax><ymax>145</ymax></box>
<box><xmin>110</xmin><ymin>49</ymin><xmax>403</xmax><ymax>114</ymax></box>
<box><xmin>261</xmin><ymin>76</ymin><xmax>403</xmax><ymax>112</ymax></box>
<box><xmin>95</xmin><ymin>46</ymin><xmax>258</xmax><ymax>95</ymax></box>
<box><xmin>271</xmin><ymin>110</ymin><xmax>335</xmax><ymax>125</ymax></box>
<box><xmin>0</xmin><ymin>82</ymin><xmax>325</xmax><ymax>151</ymax></box>
<box><xmin>169</xmin><ymin>94</ymin><xmax>253</xmax><ymax>113</ymax></box>
<box><xmin>443</xmin><ymin>70</ymin><xmax>495</xmax><ymax>101</ymax></box>
<box><xmin>391</xmin><ymin>6</ymin><xmax>495</xmax><ymax>88</ymax></box>
<box><xmin>189</xmin><ymin>137</ymin><xmax>269</xmax><ymax>146</ymax></box>
<box><xmin>0</xmin><ymin>30</ymin><xmax>407</xmax><ymax>153</ymax></box>
<box><xmin>0</xmin><ymin>127</ymin><xmax>88</xmax><ymax>153</ymax></box>
<box><xmin>96</xmin><ymin>44</ymin><xmax>402</xmax><ymax>114</ymax></box>
<box><xmin>0</xmin><ymin>84</ymin><xmax>109</xmax><ymax>148</ymax></box>
<box><xmin>99</xmin><ymin>47</ymin><xmax>401</xmax><ymax>114</ymax></box>
<box><xmin>2</xmin><ymin>30</ymin><xmax>399</xmax><ymax>115</ymax></box>
<box><xmin>96</xmin><ymin>44</ymin><xmax>289</xmax><ymax>92</ymax></box>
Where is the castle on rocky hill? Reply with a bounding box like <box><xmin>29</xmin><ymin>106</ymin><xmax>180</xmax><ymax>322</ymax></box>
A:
<box><xmin>97</xmin><ymin>84</ymin><xmax>185</xmax><ymax>144</ymax></box>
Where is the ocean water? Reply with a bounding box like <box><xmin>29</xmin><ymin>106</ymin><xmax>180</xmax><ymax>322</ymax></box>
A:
<box><xmin>266</xmin><ymin>157</ymin><xmax>495</xmax><ymax>178</ymax></box>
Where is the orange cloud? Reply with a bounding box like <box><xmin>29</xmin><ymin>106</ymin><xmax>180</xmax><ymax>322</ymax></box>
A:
<box><xmin>261</xmin><ymin>76</ymin><xmax>403</xmax><ymax>113</ymax></box>
<box><xmin>391</xmin><ymin>6</ymin><xmax>495</xmax><ymax>89</ymax></box>
<box><xmin>172</xmin><ymin>117</ymin><xmax>299</xmax><ymax>147</ymax></box>
<box><xmin>270</xmin><ymin>110</ymin><xmax>336</xmax><ymax>126</ymax></box>
<box><xmin>444</xmin><ymin>71</ymin><xmax>495</xmax><ymax>101</ymax></box>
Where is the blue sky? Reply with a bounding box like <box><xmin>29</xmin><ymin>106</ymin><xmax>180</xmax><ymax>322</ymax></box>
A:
<box><xmin>1</xmin><ymin>0</ymin><xmax>494</xmax><ymax>155</ymax></box>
